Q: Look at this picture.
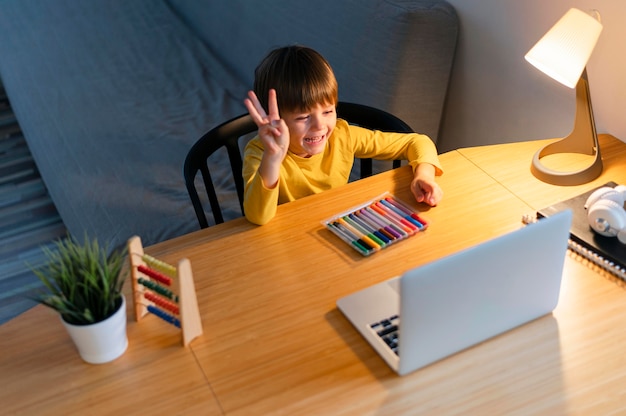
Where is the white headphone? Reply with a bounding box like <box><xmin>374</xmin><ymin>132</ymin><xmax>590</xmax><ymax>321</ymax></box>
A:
<box><xmin>584</xmin><ymin>185</ymin><xmax>626</xmax><ymax>244</ymax></box>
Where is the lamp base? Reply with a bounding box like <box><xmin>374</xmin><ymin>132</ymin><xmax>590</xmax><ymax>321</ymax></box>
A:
<box><xmin>531</xmin><ymin>140</ymin><xmax>603</xmax><ymax>186</ymax></box>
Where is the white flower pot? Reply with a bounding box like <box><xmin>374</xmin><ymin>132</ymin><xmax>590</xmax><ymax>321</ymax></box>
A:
<box><xmin>62</xmin><ymin>296</ymin><xmax>128</xmax><ymax>364</ymax></box>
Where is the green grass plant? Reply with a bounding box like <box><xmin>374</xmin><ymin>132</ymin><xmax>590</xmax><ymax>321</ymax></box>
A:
<box><xmin>31</xmin><ymin>235</ymin><xmax>127</xmax><ymax>325</ymax></box>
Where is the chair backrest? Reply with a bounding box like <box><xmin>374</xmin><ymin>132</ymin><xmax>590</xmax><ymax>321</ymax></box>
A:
<box><xmin>183</xmin><ymin>102</ymin><xmax>414</xmax><ymax>229</ymax></box>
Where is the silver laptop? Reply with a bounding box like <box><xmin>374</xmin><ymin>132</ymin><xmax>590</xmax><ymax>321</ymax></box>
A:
<box><xmin>337</xmin><ymin>209</ymin><xmax>572</xmax><ymax>376</ymax></box>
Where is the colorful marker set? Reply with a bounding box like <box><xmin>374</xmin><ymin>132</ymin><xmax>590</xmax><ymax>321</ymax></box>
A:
<box><xmin>324</xmin><ymin>193</ymin><xmax>428</xmax><ymax>256</ymax></box>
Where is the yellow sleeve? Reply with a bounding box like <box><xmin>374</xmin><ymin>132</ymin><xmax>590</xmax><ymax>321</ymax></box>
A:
<box><xmin>242</xmin><ymin>138</ymin><xmax>279</xmax><ymax>225</ymax></box>
<box><xmin>348</xmin><ymin>124</ymin><xmax>443</xmax><ymax>175</ymax></box>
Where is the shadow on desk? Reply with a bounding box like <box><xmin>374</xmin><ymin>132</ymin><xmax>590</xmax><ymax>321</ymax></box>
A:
<box><xmin>326</xmin><ymin>308</ymin><xmax>569</xmax><ymax>414</ymax></box>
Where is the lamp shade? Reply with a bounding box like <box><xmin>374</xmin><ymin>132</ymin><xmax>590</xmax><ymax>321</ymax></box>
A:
<box><xmin>525</xmin><ymin>8</ymin><xmax>602</xmax><ymax>88</ymax></box>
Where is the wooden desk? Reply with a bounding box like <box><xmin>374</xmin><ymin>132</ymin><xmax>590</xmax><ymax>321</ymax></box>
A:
<box><xmin>458</xmin><ymin>134</ymin><xmax>626</xmax><ymax>211</ymax></box>
<box><xmin>2</xmin><ymin>137</ymin><xmax>626</xmax><ymax>415</ymax></box>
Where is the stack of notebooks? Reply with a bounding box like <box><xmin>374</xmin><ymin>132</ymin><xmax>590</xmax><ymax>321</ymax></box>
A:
<box><xmin>537</xmin><ymin>181</ymin><xmax>626</xmax><ymax>281</ymax></box>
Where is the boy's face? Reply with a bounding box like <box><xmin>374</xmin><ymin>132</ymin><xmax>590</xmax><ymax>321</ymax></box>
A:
<box><xmin>282</xmin><ymin>102</ymin><xmax>337</xmax><ymax>158</ymax></box>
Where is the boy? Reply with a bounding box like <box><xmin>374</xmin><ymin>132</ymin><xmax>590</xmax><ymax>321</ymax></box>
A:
<box><xmin>243</xmin><ymin>45</ymin><xmax>443</xmax><ymax>225</ymax></box>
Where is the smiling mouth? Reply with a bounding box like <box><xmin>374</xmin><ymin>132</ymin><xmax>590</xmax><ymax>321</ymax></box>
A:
<box><xmin>304</xmin><ymin>135</ymin><xmax>325</xmax><ymax>144</ymax></box>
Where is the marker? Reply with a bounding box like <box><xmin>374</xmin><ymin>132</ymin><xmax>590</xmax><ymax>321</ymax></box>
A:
<box><xmin>337</xmin><ymin>218</ymin><xmax>381</xmax><ymax>251</ymax></box>
<box><xmin>343</xmin><ymin>215</ymin><xmax>386</xmax><ymax>248</ymax></box>
<box><xmin>379</xmin><ymin>198</ymin><xmax>423</xmax><ymax>229</ymax></box>
<box><xmin>384</xmin><ymin>197</ymin><xmax>429</xmax><ymax>228</ymax></box>
<box><xmin>355</xmin><ymin>208</ymin><xmax>398</xmax><ymax>242</ymax></box>
<box><xmin>349</xmin><ymin>213</ymin><xmax>390</xmax><ymax>244</ymax></box>
<box><xmin>373</xmin><ymin>202</ymin><xmax>416</xmax><ymax>234</ymax></box>
<box><xmin>333</xmin><ymin>221</ymin><xmax>375</xmax><ymax>252</ymax></box>
<box><xmin>363</xmin><ymin>207</ymin><xmax>405</xmax><ymax>239</ymax></box>
<box><xmin>380</xmin><ymin>199</ymin><xmax>424</xmax><ymax>230</ymax></box>
<box><xmin>349</xmin><ymin>213</ymin><xmax>391</xmax><ymax>244</ymax></box>
<box><xmin>368</xmin><ymin>204</ymin><xmax>409</xmax><ymax>237</ymax></box>
<box><xmin>327</xmin><ymin>223</ymin><xmax>371</xmax><ymax>255</ymax></box>
<box><xmin>355</xmin><ymin>210</ymin><xmax>397</xmax><ymax>241</ymax></box>
<box><xmin>377</xmin><ymin>200</ymin><xmax>421</xmax><ymax>231</ymax></box>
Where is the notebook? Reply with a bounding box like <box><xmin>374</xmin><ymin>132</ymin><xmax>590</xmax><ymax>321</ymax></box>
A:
<box><xmin>537</xmin><ymin>182</ymin><xmax>626</xmax><ymax>279</ymax></box>
<box><xmin>337</xmin><ymin>209</ymin><xmax>572</xmax><ymax>376</ymax></box>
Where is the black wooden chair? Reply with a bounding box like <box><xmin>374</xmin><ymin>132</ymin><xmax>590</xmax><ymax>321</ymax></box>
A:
<box><xmin>183</xmin><ymin>102</ymin><xmax>414</xmax><ymax>229</ymax></box>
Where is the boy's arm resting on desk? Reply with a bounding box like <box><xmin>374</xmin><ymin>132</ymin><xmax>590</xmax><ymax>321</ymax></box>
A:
<box><xmin>348</xmin><ymin>123</ymin><xmax>444</xmax><ymax>206</ymax></box>
<box><xmin>347</xmin><ymin>124</ymin><xmax>443</xmax><ymax>175</ymax></box>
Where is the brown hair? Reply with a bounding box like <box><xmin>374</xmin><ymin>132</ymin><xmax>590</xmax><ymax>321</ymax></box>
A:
<box><xmin>253</xmin><ymin>45</ymin><xmax>338</xmax><ymax>114</ymax></box>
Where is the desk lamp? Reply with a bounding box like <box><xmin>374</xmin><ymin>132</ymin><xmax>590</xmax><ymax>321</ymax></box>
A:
<box><xmin>525</xmin><ymin>8</ymin><xmax>603</xmax><ymax>186</ymax></box>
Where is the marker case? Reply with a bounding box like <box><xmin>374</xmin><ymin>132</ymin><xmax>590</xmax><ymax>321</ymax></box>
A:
<box><xmin>322</xmin><ymin>192</ymin><xmax>428</xmax><ymax>256</ymax></box>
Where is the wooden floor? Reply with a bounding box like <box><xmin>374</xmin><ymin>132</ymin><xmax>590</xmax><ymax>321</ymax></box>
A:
<box><xmin>0</xmin><ymin>82</ymin><xmax>67</xmax><ymax>325</ymax></box>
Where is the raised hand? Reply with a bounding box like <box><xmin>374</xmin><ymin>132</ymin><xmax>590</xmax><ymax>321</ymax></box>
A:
<box><xmin>244</xmin><ymin>89</ymin><xmax>290</xmax><ymax>162</ymax></box>
<box><xmin>243</xmin><ymin>89</ymin><xmax>290</xmax><ymax>189</ymax></box>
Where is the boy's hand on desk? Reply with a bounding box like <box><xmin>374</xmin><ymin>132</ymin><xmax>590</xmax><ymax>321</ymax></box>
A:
<box><xmin>411</xmin><ymin>163</ymin><xmax>443</xmax><ymax>207</ymax></box>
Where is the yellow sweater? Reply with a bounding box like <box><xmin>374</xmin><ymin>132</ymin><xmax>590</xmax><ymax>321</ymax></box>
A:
<box><xmin>242</xmin><ymin>119</ymin><xmax>442</xmax><ymax>225</ymax></box>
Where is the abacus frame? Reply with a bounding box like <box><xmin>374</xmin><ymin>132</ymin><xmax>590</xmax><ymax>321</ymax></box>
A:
<box><xmin>128</xmin><ymin>236</ymin><xmax>203</xmax><ymax>347</ymax></box>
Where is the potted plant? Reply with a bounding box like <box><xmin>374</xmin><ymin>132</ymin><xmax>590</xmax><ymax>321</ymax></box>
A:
<box><xmin>31</xmin><ymin>234</ymin><xmax>129</xmax><ymax>364</ymax></box>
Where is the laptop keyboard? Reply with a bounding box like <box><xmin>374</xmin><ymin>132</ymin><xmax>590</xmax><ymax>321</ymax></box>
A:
<box><xmin>370</xmin><ymin>314</ymin><xmax>400</xmax><ymax>355</ymax></box>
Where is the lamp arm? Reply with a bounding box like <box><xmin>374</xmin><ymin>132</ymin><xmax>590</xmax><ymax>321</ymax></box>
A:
<box><xmin>531</xmin><ymin>68</ymin><xmax>603</xmax><ymax>186</ymax></box>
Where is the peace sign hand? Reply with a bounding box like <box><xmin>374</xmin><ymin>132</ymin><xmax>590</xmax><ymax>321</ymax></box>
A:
<box><xmin>244</xmin><ymin>89</ymin><xmax>290</xmax><ymax>162</ymax></box>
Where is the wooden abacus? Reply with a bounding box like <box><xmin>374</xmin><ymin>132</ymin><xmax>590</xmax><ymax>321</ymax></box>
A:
<box><xmin>128</xmin><ymin>236</ymin><xmax>202</xmax><ymax>347</ymax></box>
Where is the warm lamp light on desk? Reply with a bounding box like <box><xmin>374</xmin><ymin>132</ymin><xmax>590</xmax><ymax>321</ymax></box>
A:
<box><xmin>525</xmin><ymin>8</ymin><xmax>603</xmax><ymax>186</ymax></box>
